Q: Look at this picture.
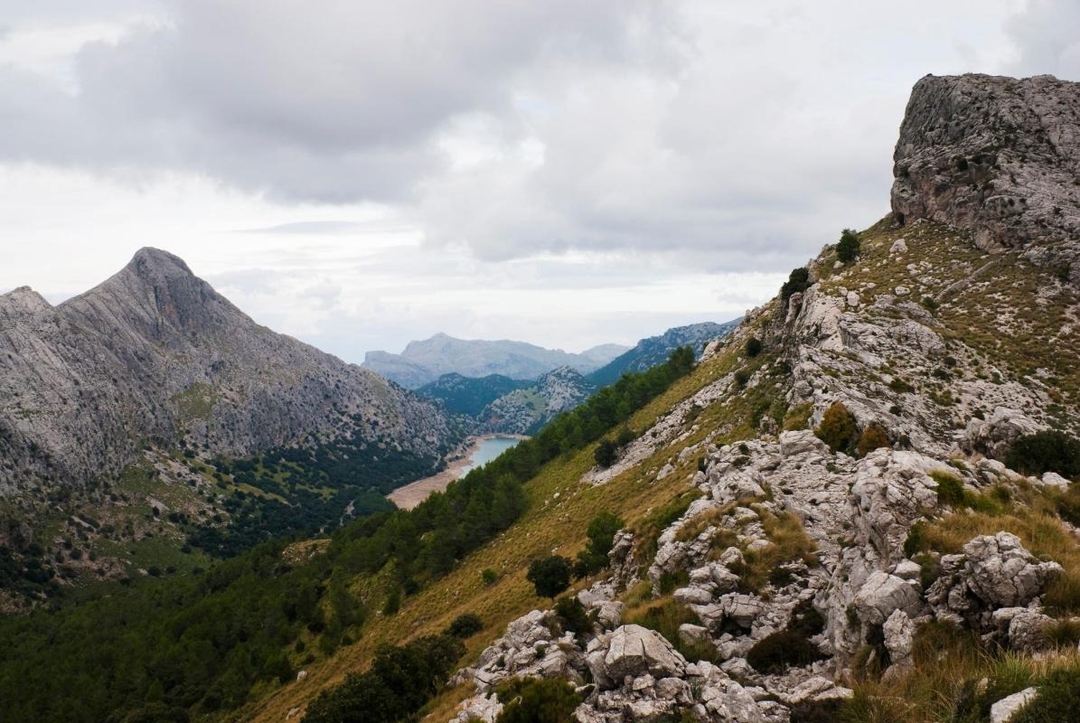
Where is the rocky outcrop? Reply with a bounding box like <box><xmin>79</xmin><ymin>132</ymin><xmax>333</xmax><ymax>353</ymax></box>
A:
<box><xmin>446</xmin><ymin>74</ymin><xmax>1080</xmax><ymax>723</ymax></box>
<box><xmin>479</xmin><ymin>366</ymin><xmax>595</xmax><ymax>435</ymax></box>
<box><xmin>892</xmin><ymin>74</ymin><xmax>1080</xmax><ymax>282</ymax></box>
<box><xmin>926</xmin><ymin>532</ymin><xmax>1062</xmax><ymax>626</ymax></box>
<box><xmin>0</xmin><ymin>248</ymin><xmax>457</xmax><ymax>495</ymax></box>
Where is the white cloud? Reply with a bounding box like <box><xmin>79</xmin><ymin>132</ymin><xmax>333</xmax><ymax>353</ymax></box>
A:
<box><xmin>1</xmin><ymin>0</ymin><xmax>1071</xmax><ymax>362</ymax></box>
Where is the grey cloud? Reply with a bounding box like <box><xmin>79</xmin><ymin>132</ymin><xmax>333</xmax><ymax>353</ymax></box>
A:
<box><xmin>1</xmin><ymin>0</ymin><xmax>664</xmax><ymax>202</ymax></box>
<box><xmin>1</xmin><ymin>0</ymin><xmax>1051</xmax><ymax>277</ymax></box>
<box><xmin>239</xmin><ymin>222</ymin><xmax>364</xmax><ymax>235</ymax></box>
<box><xmin>1004</xmin><ymin>0</ymin><xmax>1080</xmax><ymax>80</ymax></box>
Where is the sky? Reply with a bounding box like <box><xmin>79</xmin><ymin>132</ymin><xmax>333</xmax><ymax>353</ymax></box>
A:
<box><xmin>2</xmin><ymin>1</ymin><xmax>1078</xmax><ymax>364</ymax></box>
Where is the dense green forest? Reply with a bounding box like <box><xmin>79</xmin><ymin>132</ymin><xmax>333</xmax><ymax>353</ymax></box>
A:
<box><xmin>188</xmin><ymin>419</ymin><xmax>453</xmax><ymax>558</ymax></box>
<box><xmin>416</xmin><ymin>373</ymin><xmax>531</xmax><ymax>417</ymax></box>
<box><xmin>0</xmin><ymin>348</ymin><xmax>695</xmax><ymax>723</ymax></box>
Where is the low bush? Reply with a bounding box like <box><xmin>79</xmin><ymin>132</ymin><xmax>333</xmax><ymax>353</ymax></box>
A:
<box><xmin>746</xmin><ymin>630</ymin><xmax>825</xmax><ymax>674</ymax></box>
<box><xmin>1011</xmin><ymin>668</ymin><xmax>1080</xmax><ymax>723</ymax></box>
<box><xmin>815</xmin><ymin>402</ymin><xmax>858</xmax><ymax>454</ymax></box>
<box><xmin>445</xmin><ymin>613</ymin><xmax>483</xmax><ymax>639</ymax></box>
<box><xmin>575</xmin><ymin>511</ymin><xmax>625</xmax><ymax>577</ymax></box>
<box><xmin>1005</xmin><ymin>430</ymin><xmax>1080</xmax><ymax>478</ymax></box>
<box><xmin>856</xmin><ymin>424</ymin><xmax>891</xmax><ymax>457</ymax></box>
<box><xmin>495</xmin><ymin>678</ymin><xmax>582</xmax><ymax>723</ymax></box>
<box><xmin>781</xmin><ymin>267</ymin><xmax>811</xmax><ymax>302</ymax></box>
<box><xmin>836</xmin><ymin>229</ymin><xmax>861</xmax><ymax>263</ymax></box>
<box><xmin>553</xmin><ymin>596</ymin><xmax>592</xmax><ymax>636</ymax></box>
<box><xmin>745</xmin><ymin>337</ymin><xmax>763</xmax><ymax>358</ymax></box>
<box><xmin>527</xmin><ymin>556</ymin><xmax>572</xmax><ymax>600</ymax></box>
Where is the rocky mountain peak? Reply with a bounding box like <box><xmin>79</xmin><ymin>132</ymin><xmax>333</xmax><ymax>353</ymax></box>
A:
<box><xmin>127</xmin><ymin>246</ymin><xmax>194</xmax><ymax>275</ymax></box>
<box><xmin>0</xmin><ymin>286</ymin><xmax>52</xmax><ymax>322</ymax></box>
<box><xmin>891</xmin><ymin>73</ymin><xmax>1080</xmax><ymax>283</ymax></box>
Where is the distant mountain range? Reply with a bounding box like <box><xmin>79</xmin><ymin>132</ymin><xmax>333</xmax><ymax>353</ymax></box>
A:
<box><xmin>413</xmin><ymin>320</ymin><xmax>739</xmax><ymax>434</ymax></box>
<box><xmin>586</xmin><ymin>320</ymin><xmax>742</xmax><ymax>387</ymax></box>
<box><xmin>362</xmin><ymin>333</ymin><xmax>629</xmax><ymax>388</ymax></box>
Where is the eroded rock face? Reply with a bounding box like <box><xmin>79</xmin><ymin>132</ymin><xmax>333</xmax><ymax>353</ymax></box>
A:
<box><xmin>603</xmin><ymin>624</ymin><xmax>688</xmax><ymax>682</ymax></box>
<box><xmin>889</xmin><ymin>73</ymin><xmax>1080</xmax><ymax>285</ymax></box>
<box><xmin>892</xmin><ymin>74</ymin><xmax>1080</xmax><ymax>282</ymax></box>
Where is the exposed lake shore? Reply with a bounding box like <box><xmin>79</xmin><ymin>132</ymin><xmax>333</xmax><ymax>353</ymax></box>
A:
<box><xmin>387</xmin><ymin>434</ymin><xmax>526</xmax><ymax>510</ymax></box>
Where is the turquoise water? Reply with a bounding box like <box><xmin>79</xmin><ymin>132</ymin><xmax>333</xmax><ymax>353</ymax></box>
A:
<box><xmin>460</xmin><ymin>436</ymin><xmax>521</xmax><ymax>474</ymax></box>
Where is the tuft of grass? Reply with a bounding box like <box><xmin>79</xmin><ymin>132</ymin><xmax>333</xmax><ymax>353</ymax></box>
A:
<box><xmin>729</xmin><ymin>508</ymin><xmax>817</xmax><ymax>593</ymax></box>
<box><xmin>634</xmin><ymin>489</ymin><xmax>705</xmax><ymax>564</ymax></box>
<box><xmin>783</xmin><ymin>402</ymin><xmax>814</xmax><ymax>431</ymax></box>
<box><xmin>1044</xmin><ymin>618</ymin><xmax>1080</xmax><ymax>649</ymax></box>
<box><xmin>623</xmin><ymin>597</ymin><xmax>719</xmax><ymax>664</ymax></box>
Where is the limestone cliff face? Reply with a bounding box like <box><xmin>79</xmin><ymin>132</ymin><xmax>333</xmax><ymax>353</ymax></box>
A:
<box><xmin>0</xmin><ymin>248</ymin><xmax>456</xmax><ymax>494</ymax></box>
<box><xmin>892</xmin><ymin>74</ymin><xmax>1080</xmax><ymax>282</ymax></box>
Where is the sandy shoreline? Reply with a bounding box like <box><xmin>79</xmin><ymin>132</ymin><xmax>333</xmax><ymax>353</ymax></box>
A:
<box><xmin>387</xmin><ymin>434</ymin><xmax>526</xmax><ymax>510</ymax></box>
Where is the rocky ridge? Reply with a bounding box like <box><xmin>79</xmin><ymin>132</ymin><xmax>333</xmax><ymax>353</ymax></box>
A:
<box><xmin>0</xmin><ymin>248</ymin><xmax>457</xmax><ymax>495</ymax></box>
<box><xmin>478</xmin><ymin>366</ymin><xmax>596</xmax><ymax>435</ymax></box>
<box><xmin>445</xmin><ymin>74</ymin><xmax>1080</xmax><ymax>723</ymax></box>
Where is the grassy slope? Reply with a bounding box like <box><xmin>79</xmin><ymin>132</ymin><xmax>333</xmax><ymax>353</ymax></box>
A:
<box><xmin>243</xmin><ymin>217</ymin><xmax>1080</xmax><ymax>723</ymax></box>
<box><xmin>243</xmin><ymin>345</ymin><xmax>746</xmax><ymax>723</ymax></box>
<box><xmin>815</xmin><ymin>218</ymin><xmax>1080</xmax><ymax>432</ymax></box>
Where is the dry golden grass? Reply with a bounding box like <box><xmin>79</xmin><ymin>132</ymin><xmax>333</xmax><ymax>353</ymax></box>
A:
<box><xmin>849</xmin><ymin>627</ymin><xmax>1080</xmax><ymax>723</ymax></box>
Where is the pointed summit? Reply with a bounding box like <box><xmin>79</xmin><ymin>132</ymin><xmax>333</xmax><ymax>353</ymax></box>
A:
<box><xmin>125</xmin><ymin>247</ymin><xmax>195</xmax><ymax>280</ymax></box>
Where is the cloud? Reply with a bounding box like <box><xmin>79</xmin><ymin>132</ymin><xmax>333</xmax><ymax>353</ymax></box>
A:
<box><xmin>1004</xmin><ymin>0</ymin><xmax>1080</xmax><ymax>81</ymax></box>
<box><xmin>0</xmin><ymin>0</ymin><xmax>1046</xmax><ymax>288</ymax></box>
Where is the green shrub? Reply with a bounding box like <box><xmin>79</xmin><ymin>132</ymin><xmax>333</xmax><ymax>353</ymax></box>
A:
<box><xmin>932</xmin><ymin>471</ymin><xmax>968</xmax><ymax>507</ymax></box>
<box><xmin>781</xmin><ymin>267</ymin><xmax>811</xmax><ymax>302</ymax></box>
<box><xmin>746</xmin><ymin>630</ymin><xmax>825</xmax><ymax>674</ymax></box>
<box><xmin>836</xmin><ymin>229</ymin><xmax>861</xmax><ymax>263</ymax></box>
<box><xmin>481</xmin><ymin>568</ymin><xmax>499</xmax><ymax>586</ymax></box>
<box><xmin>1011</xmin><ymin>668</ymin><xmax>1080</xmax><ymax>723</ymax></box>
<box><xmin>745</xmin><ymin>337</ymin><xmax>763</xmax><ymax>358</ymax></box>
<box><xmin>815</xmin><ymin>401</ymin><xmax>858</xmax><ymax>454</ymax></box>
<box><xmin>445</xmin><ymin>613</ymin><xmax>483</xmax><ymax>639</ymax></box>
<box><xmin>553</xmin><ymin>596</ymin><xmax>593</xmax><ymax>636</ymax></box>
<box><xmin>658</xmin><ymin>570</ymin><xmax>690</xmax><ymax>595</ymax></box>
<box><xmin>1005</xmin><ymin>430</ymin><xmax>1080</xmax><ymax>478</ymax></box>
<box><xmin>527</xmin><ymin>556</ymin><xmax>572</xmax><ymax>600</ymax></box>
<box><xmin>594</xmin><ymin>439</ymin><xmax>619</xmax><ymax>468</ymax></box>
<box><xmin>576</xmin><ymin>511</ymin><xmax>625</xmax><ymax>576</ymax></box>
<box><xmin>495</xmin><ymin>678</ymin><xmax>582</xmax><ymax>723</ymax></box>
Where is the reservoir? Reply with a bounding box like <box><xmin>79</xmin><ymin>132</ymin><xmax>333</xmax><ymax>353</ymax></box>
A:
<box><xmin>460</xmin><ymin>435</ymin><xmax>520</xmax><ymax>475</ymax></box>
<box><xmin>387</xmin><ymin>434</ymin><xmax>525</xmax><ymax>510</ymax></box>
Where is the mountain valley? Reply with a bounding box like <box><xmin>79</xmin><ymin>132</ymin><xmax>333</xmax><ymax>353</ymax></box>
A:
<box><xmin>3</xmin><ymin>72</ymin><xmax>1080</xmax><ymax>723</ymax></box>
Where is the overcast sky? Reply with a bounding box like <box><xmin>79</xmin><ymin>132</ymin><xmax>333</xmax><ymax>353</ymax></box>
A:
<box><xmin>2</xmin><ymin>0</ymin><xmax>1077</xmax><ymax>363</ymax></box>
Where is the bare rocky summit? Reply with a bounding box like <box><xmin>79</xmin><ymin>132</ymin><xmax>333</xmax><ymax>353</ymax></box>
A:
<box><xmin>892</xmin><ymin>73</ymin><xmax>1080</xmax><ymax>283</ymax></box>
<box><xmin>0</xmin><ymin>248</ymin><xmax>456</xmax><ymax>496</ymax></box>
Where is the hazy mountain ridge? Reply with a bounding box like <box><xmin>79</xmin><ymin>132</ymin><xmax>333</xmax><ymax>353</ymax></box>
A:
<box><xmin>362</xmin><ymin>332</ymin><xmax>629</xmax><ymax>388</ymax></box>
<box><xmin>416</xmin><ymin>373</ymin><xmax>532</xmax><ymax>418</ymax></box>
<box><xmin>587</xmin><ymin>320</ymin><xmax>741</xmax><ymax>387</ymax></box>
